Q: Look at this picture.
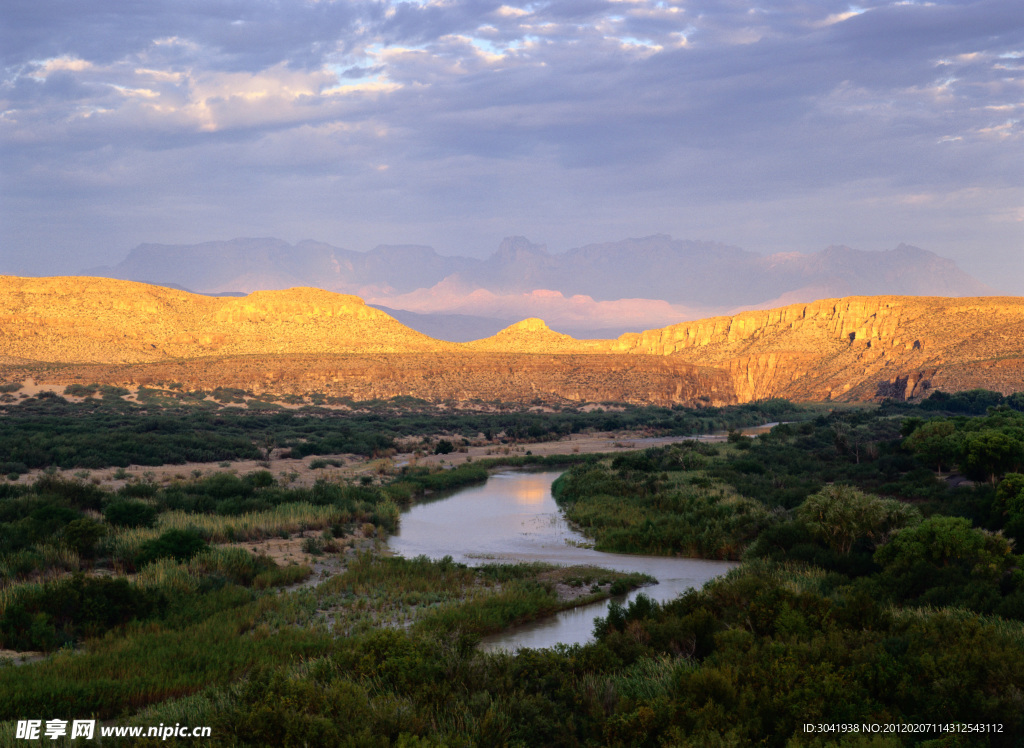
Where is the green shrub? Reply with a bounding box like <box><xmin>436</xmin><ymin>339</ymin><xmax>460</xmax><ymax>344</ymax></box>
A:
<box><xmin>104</xmin><ymin>499</ymin><xmax>158</xmax><ymax>528</ymax></box>
<box><xmin>302</xmin><ymin>537</ymin><xmax>324</xmax><ymax>556</ymax></box>
<box><xmin>58</xmin><ymin>518</ymin><xmax>107</xmax><ymax>559</ymax></box>
<box><xmin>135</xmin><ymin>529</ymin><xmax>209</xmax><ymax>568</ymax></box>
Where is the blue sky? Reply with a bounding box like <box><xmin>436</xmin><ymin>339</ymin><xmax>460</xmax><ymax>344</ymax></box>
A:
<box><xmin>1</xmin><ymin>0</ymin><xmax>1022</xmax><ymax>291</ymax></box>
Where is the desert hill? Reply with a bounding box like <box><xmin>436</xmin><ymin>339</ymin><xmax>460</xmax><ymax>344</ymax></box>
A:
<box><xmin>0</xmin><ymin>276</ymin><xmax>458</xmax><ymax>363</ymax></box>
<box><xmin>464</xmin><ymin>318</ymin><xmax>608</xmax><ymax>354</ymax></box>
<box><xmin>1</xmin><ymin>276</ymin><xmax>1021</xmax><ymax>406</ymax></box>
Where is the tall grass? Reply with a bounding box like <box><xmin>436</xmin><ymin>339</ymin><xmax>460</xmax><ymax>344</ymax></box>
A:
<box><xmin>160</xmin><ymin>503</ymin><xmax>347</xmax><ymax>541</ymax></box>
<box><xmin>104</xmin><ymin>503</ymin><xmax>345</xmax><ymax>567</ymax></box>
<box><xmin>0</xmin><ymin>580</ymin><xmax>47</xmax><ymax>616</ymax></box>
<box><xmin>889</xmin><ymin>603</ymin><xmax>1024</xmax><ymax>648</ymax></box>
<box><xmin>610</xmin><ymin>654</ymin><xmax>693</xmax><ymax>703</ymax></box>
<box><xmin>0</xmin><ymin>546</ymin><xmax>81</xmax><ymax>585</ymax></box>
<box><xmin>135</xmin><ymin>547</ymin><xmax>311</xmax><ymax>593</ymax></box>
<box><xmin>0</xmin><ymin>593</ymin><xmax>332</xmax><ymax>721</ymax></box>
<box><xmin>38</xmin><ymin>544</ymin><xmax>81</xmax><ymax>573</ymax></box>
<box><xmin>729</xmin><ymin>557</ymin><xmax>831</xmax><ymax>595</ymax></box>
<box><xmin>124</xmin><ymin>683</ymin><xmax>239</xmax><ymax>732</ymax></box>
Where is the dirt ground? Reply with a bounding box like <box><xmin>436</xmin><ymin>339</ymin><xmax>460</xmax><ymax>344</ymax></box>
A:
<box><xmin>0</xmin><ymin>648</ymin><xmax>44</xmax><ymax>665</ymax></box>
<box><xmin>15</xmin><ymin>429</ymin><xmax>728</xmax><ymax>492</ymax></box>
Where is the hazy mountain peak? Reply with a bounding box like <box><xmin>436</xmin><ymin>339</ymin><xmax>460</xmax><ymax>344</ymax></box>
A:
<box><xmin>494</xmin><ymin>236</ymin><xmax>548</xmax><ymax>262</ymax></box>
<box><xmin>91</xmin><ymin>235</ymin><xmax>996</xmax><ymax>339</ymax></box>
<box><xmin>368</xmin><ymin>244</ymin><xmax>443</xmax><ymax>260</ymax></box>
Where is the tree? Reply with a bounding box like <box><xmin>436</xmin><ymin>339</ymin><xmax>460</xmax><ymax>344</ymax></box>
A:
<box><xmin>996</xmin><ymin>473</ymin><xmax>1024</xmax><ymax>518</ymax></box>
<box><xmin>902</xmin><ymin>419</ymin><xmax>959</xmax><ymax>473</ymax></box>
<box><xmin>962</xmin><ymin>430</ymin><xmax>1024</xmax><ymax>483</ymax></box>
<box><xmin>796</xmin><ymin>485</ymin><xmax>920</xmax><ymax>555</ymax></box>
<box><xmin>875</xmin><ymin>516</ymin><xmax>1015</xmax><ymax>583</ymax></box>
<box><xmin>999</xmin><ymin>473</ymin><xmax>1024</xmax><ymax>548</ymax></box>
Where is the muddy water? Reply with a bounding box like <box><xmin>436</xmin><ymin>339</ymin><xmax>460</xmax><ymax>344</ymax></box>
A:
<box><xmin>387</xmin><ymin>470</ymin><xmax>736</xmax><ymax>651</ymax></box>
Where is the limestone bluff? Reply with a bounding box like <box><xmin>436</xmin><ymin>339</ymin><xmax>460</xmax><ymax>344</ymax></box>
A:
<box><xmin>1</xmin><ymin>276</ymin><xmax>1021</xmax><ymax>406</ymax></box>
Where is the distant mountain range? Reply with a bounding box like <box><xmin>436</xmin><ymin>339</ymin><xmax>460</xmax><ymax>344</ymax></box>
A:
<box><xmin>88</xmin><ymin>236</ymin><xmax>995</xmax><ymax>340</ymax></box>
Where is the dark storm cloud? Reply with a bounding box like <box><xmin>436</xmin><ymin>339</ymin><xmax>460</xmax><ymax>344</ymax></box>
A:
<box><xmin>1</xmin><ymin>0</ymin><xmax>1021</xmax><ymax>288</ymax></box>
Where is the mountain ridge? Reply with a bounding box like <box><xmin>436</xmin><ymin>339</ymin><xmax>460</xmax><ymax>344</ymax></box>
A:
<box><xmin>1</xmin><ymin>276</ymin><xmax>1021</xmax><ymax>406</ymax></box>
<box><xmin>85</xmin><ymin>235</ymin><xmax>996</xmax><ymax>339</ymax></box>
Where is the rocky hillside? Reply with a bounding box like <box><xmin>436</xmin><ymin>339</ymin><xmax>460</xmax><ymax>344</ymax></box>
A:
<box><xmin>5</xmin><ymin>354</ymin><xmax>737</xmax><ymax>407</ymax></box>
<box><xmin>1</xmin><ymin>276</ymin><xmax>1021</xmax><ymax>405</ymax></box>
<box><xmin>609</xmin><ymin>296</ymin><xmax>1024</xmax><ymax>402</ymax></box>
<box><xmin>464</xmin><ymin>318</ymin><xmax>607</xmax><ymax>354</ymax></box>
<box><xmin>0</xmin><ymin>276</ymin><xmax>458</xmax><ymax>363</ymax></box>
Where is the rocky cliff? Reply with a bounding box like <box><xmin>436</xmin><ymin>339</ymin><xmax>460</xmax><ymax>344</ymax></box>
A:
<box><xmin>609</xmin><ymin>296</ymin><xmax>1024</xmax><ymax>401</ymax></box>
<box><xmin>1</xmin><ymin>277</ymin><xmax>1021</xmax><ymax>405</ymax></box>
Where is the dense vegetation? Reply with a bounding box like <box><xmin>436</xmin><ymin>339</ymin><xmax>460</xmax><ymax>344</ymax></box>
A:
<box><xmin>554</xmin><ymin>391</ymin><xmax>1024</xmax><ymax>609</ymax></box>
<box><xmin>0</xmin><ymin>390</ymin><xmax>806</xmax><ymax>473</ymax></box>
<box><xmin>2</xmin><ymin>389</ymin><xmax>1024</xmax><ymax>745</ymax></box>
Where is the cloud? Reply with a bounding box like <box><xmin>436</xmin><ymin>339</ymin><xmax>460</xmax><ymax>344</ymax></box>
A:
<box><xmin>1</xmin><ymin>0</ymin><xmax>1021</xmax><ymax>291</ymax></box>
<box><xmin>366</xmin><ymin>278</ymin><xmax>706</xmax><ymax>331</ymax></box>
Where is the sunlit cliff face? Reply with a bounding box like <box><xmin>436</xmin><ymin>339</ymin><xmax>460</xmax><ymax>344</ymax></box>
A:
<box><xmin>1</xmin><ymin>277</ymin><xmax>1022</xmax><ymax>406</ymax></box>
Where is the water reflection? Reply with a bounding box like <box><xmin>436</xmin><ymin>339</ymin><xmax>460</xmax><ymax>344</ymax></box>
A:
<box><xmin>512</xmin><ymin>475</ymin><xmax>550</xmax><ymax>505</ymax></box>
<box><xmin>388</xmin><ymin>470</ymin><xmax>735</xmax><ymax>650</ymax></box>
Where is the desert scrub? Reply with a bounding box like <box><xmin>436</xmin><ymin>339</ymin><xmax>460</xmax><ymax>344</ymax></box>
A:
<box><xmin>309</xmin><ymin>458</ymin><xmax>344</xmax><ymax>469</ymax></box>
<box><xmin>301</xmin><ymin>536</ymin><xmax>325</xmax><ymax>556</ymax></box>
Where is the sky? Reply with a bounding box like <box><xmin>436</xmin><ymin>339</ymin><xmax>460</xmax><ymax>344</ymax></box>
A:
<box><xmin>1</xmin><ymin>0</ymin><xmax>1022</xmax><ymax>292</ymax></box>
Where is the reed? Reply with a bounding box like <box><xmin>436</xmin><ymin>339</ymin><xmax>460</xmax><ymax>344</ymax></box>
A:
<box><xmin>0</xmin><ymin>594</ymin><xmax>332</xmax><ymax>721</ymax></box>
<box><xmin>0</xmin><ymin>580</ymin><xmax>47</xmax><ymax>615</ymax></box>
<box><xmin>37</xmin><ymin>544</ymin><xmax>81</xmax><ymax>573</ymax></box>
<box><xmin>135</xmin><ymin>547</ymin><xmax>312</xmax><ymax>592</ymax></box>
<box><xmin>156</xmin><ymin>503</ymin><xmax>346</xmax><ymax>542</ymax></box>
<box><xmin>889</xmin><ymin>604</ymin><xmax>1024</xmax><ymax>648</ymax></box>
<box><xmin>103</xmin><ymin>502</ymin><xmax>346</xmax><ymax>568</ymax></box>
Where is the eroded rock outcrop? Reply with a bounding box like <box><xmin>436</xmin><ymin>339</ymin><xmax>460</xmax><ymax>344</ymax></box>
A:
<box><xmin>1</xmin><ymin>277</ymin><xmax>1021</xmax><ymax>404</ymax></box>
<box><xmin>609</xmin><ymin>296</ymin><xmax>1024</xmax><ymax>401</ymax></box>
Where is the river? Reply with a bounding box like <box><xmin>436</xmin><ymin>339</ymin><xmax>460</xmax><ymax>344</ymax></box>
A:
<box><xmin>387</xmin><ymin>469</ymin><xmax>736</xmax><ymax>651</ymax></box>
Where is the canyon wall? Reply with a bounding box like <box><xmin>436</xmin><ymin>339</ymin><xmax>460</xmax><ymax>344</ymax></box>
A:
<box><xmin>2</xmin><ymin>277</ymin><xmax>1022</xmax><ymax>404</ymax></box>
<box><xmin>623</xmin><ymin>296</ymin><xmax>1024</xmax><ymax>401</ymax></box>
